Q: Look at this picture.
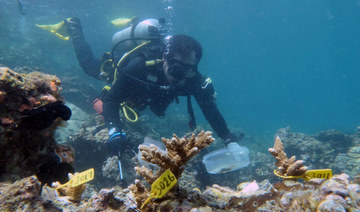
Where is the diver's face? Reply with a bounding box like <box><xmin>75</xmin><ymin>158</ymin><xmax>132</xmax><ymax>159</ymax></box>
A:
<box><xmin>163</xmin><ymin>52</ymin><xmax>197</xmax><ymax>85</ymax></box>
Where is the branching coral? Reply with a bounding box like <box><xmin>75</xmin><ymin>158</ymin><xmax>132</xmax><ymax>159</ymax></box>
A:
<box><xmin>136</xmin><ymin>131</ymin><xmax>214</xmax><ymax>182</ymax></box>
<box><xmin>268</xmin><ymin>136</ymin><xmax>308</xmax><ymax>176</ymax></box>
<box><xmin>129</xmin><ymin>131</ymin><xmax>214</xmax><ymax>210</ymax></box>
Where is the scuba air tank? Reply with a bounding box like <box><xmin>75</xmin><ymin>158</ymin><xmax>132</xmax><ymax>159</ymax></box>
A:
<box><xmin>112</xmin><ymin>18</ymin><xmax>165</xmax><ymax>50</ymax></box>
<box><xmin>100</xmin><ymin>18</ymin><xmax>165</xmax><ymax>83</ymax></box>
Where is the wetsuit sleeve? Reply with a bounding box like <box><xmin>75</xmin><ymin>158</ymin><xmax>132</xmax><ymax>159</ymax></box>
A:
<box><xmin>102</xmin><ymin>56</ymin><xmax>146</xmax><ymax>126</ymax></box>
<box><xmin>193</xmin><ymin>78</ymin><xmax>232</xmax><ymax>140</ymax></box>
<box><xmin>62</xmin><ymin>18</ymin><xmax>102</xmax><ymax>80</ymax></box>
<box><xmin>71</xmin><ymin>35</ymin><xmax>102</xmax><ymax>79</ymax></box>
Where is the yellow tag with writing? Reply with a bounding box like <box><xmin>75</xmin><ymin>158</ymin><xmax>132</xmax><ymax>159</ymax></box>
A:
<box><xmin>71</xmin><ymin>168</ymin><xmax>95</xmax><ymax>187</ymax></box>
<box><xmin>151</xmin><ymin>169</ymin><xmax>177</xmax><ymax>198</ymax></box>
<box><xmin>274</xmin><ymin>169</ymin><xmax>332</xmax><ymax>181</ymax></box>
<box><xmin>141</xmin><ymin>169</ymin><xmax>177</xmax><ymax>209</ymax></box>
<box><xmin>302</xmin><ymin>169</ymin><xmax>332</xmax><ymax>181</ymax></box>
<box><xmin>56</xmin><ymin>168</ymin><xmax>95</xmax><ymax>190</ymax></box>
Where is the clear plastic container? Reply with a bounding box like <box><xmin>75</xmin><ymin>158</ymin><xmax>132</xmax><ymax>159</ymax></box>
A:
<box><xmin>202</xmin><ymin>142</ymin><xmax>250</xmax><ymax>174</ymax></box>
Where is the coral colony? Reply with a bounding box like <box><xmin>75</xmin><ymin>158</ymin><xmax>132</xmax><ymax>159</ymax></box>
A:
<box><xmin>0</xmin><ymin>67</ymin><xmax>360</xmax><ymax>211</ymax></box>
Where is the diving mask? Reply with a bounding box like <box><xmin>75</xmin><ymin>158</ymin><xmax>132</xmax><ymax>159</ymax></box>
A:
<box><xmin>167</xmin><ymin>57</ymin><xmax>197</xmax><ymax>80</ymax></box>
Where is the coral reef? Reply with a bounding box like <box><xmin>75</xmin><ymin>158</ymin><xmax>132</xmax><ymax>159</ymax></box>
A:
<box><xmin>2</xmin><ymin>172</ymin><xmax>359</xmax><ymax>211</ymax></box>
<box><xmin>67</xmin><ymin>113</ymin><xmax>161</xmax><ymax>189</ymax></box>
<box><xmin>276</xmin><ymin>127</ymin><xmax>360</xmax><ymax>178</ymax></box>
<box><xmin>0</xmin><ymin>129</ymin><xmax>360</xmax><ymax>211</ymax></box>
<box><xmin>276</xmin><ymin>127</ymin><xmax>352</xmax><ymax>171</ymax></box>
<box><xmin>0</xmin><ymin>67</ymin><xmax>64</xmax><ymax>180</ymax></box>
<box><xmin>0</xmin><ymin>176</ymin><xmax>60</xmax><ymax>211</ymax></box>
<box><xmin>130</xmin><ymin>131</ymin><xmax>215</xmax><ymax>210</ymax></box>
<box><xmin>268</xmin><ymin>136</ymin><xmax>308</xmax><ymax>176</ymax></box>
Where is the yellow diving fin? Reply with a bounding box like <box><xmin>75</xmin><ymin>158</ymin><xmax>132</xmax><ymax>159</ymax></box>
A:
<box><xmin>36</xmin><ymin>19</ymin><xmax>70</xmax><ymax>41</ymax></box>
<box><xmin>111</xmin><ymin>17</ymin><xmax>132</xmax><ymax>28</ymax></box>
<box><xmin>111</xmin><ymin>16</ymin><xmax>139</xmax><ymax>28</ymax></box>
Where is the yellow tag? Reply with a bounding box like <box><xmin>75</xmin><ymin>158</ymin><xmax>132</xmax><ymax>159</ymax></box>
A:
<box><xmin>56</xmin><ymin>168</ymin><xmax>95</xmax><ymax>190</ymax></box>
<box><xmin>141</xmin><ymin>169</ymin><xmax>177</xmax><ymax>210</ymax></box>
<box><xmin>274</xmin><ymin>169</ymin><xmax>332</xmax><ymax>181</ymax></box>
<box><xmin>71</xmin><ymin>168</ymin><xmax>95</xmax><ymax>187</ymax></box>
<box><xmin>303</xmin><ymin>169</ymin><xmax>332</xmax><ymax>181</ymax></box>
<box><xmin>151</xmin><ymin>169</ymin><xmax>177</xmax><ymax>198</ymax></box>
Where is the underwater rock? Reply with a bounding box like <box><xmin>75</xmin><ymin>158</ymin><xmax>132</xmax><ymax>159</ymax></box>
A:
<box><xmin>55</xmin><ymin>101</ymin><xmax>91</xmax><ymax>144</ymax></box>
<box><xmin>102</xmin><ymin>155</ymin><xmax>122</xmax><ymax>182</ymax></box>
<box><xmin>59</xmin><ymin>74</ymin><xmax>102</xmax><ymax>113</ymax></box>
<box><xmin>0</xmin><ymin>67</ymin><xmax>67</xmax><ymax>181</ymax></box>
<box><xmin>334</xmin><ymin>145</ymin><xmax>360</xmax><ymax>177</ymax></box>
<box><xmin>317</xmin><ymin>199</ymin><xmax>346</xmax><ymax>212</ymax></box>
<box><xmin>276</xmin><ymin>127</ymin><xmax>353</xmax><ymax>171</ymax></box>
<box><xmin>178</xmin><ymin>169</ymin><xmax>202</xmax><ymax>193</ymax></box>
<box><xmin>0</xmin><ymin>176</ymin><xmax>62</xmax><ymax>211</ymax></box>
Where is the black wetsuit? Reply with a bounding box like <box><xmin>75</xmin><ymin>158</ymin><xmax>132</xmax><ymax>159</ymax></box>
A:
<box><xmin>102</xmin><ymin>55</ymin><xmax>232</xmax><ymax>140</ymax></box>
<box><xmin>70</xmin><ymin>33</ymin><xmax>233</xmax><ymax>140</ymax></box>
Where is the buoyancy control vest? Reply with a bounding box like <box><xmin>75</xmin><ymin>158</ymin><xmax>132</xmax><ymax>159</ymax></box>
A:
<box><xmin>99</xmin><ymin>18</ymin><xmax>165</xmax><ymax>84</ymax></box>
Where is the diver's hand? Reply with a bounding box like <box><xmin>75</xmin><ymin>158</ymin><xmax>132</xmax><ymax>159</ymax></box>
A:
<box><xmin>107</xmin><ymin>126</ymin><xmax>127</xmax><ymax>153</ymax></box>
<box><xmin>64</xmin><ymin>17</ymin><xmax>83</xmax><ymax>39</ymax></box>
<box><xmin>108</xmin><ymin>128</ymin><xmax>127</xmax><ymax>143</ymax></box>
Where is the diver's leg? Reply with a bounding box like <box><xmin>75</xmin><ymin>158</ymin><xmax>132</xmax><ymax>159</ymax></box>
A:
<box><xmin>65</xmin><ymin>18</ymin><xmax>101</xmax><ymax>79</ymax></box>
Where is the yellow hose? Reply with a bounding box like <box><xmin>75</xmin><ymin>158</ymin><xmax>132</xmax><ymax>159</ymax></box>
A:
<box><xmin>113</xmin><ymin>41</ymin><xmax>152</xmax><ymax>84</ymax></box>
<box><xmin>120</xmin><ymin>102</ymin><xmax>138</xmax><ymax>122</ymax></box>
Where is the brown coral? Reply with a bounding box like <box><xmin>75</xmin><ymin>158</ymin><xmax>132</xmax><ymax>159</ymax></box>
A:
<box><xmin>268</xmin><ymin>136</ymin><xmax>308</xmax><ymax>177</ymax></box>
<box><xmin>129</xmin><ymin>131</ymin><xmax>214</xmax><ymax>210</ymax></box>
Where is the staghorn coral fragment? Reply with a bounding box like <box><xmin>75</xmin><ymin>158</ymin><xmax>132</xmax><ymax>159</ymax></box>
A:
<box><xmin>134</xmin><ymin>166</ymin><xmax>157</xmax><ymax>184</ymax></box>
<box><xmin>286</xmin><ymin>160</ymin><xmax>305</xmax><ymax>176</ymax></box>
<box><xmin>128</xmin><ymin>179</ymin><xmax>151</xmax><ymax>209</ymax></box>
<box><xmin>130</xmin><ymin>131</ymin><xmax>215</xmax><ymax>211</ymax></box>
<box><xmin>269</xmin><ymin>136</ymin><xmax>308</xmax><ymax>177</ymax></box>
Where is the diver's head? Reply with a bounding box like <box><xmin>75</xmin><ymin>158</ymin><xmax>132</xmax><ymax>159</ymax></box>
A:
<box><xmin>163</xmin><ymin>35</ymin><xmax>202</xmax><ymax>85</ymax></box>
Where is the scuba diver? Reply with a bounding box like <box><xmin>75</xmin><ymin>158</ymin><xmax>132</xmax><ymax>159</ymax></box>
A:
<box><xmin>64</xmin><ymin>17</ymin><xmax>242</xmax><ymax>152</ymax></box>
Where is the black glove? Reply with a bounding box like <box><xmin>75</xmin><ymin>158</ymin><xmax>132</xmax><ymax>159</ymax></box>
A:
<box><xmin>223</xmin><ymin>132</ymin><xmax>244</xmax><ymax>145</ymax></box>
<box><xmin>64</xmin><ymin>17</ymin><xmax>83</xmax><ymax>39</ymax></box>
<box><xmin>107</xmin><ymin>122</ymin><xmax>127</xmax><ymax>153</ymax></box>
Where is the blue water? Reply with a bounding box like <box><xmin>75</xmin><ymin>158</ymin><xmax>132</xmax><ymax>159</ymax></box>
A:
<box><xmin>2</xmin><ymin>0</ymin><xmax>360</xmax><ymax>141</ymax></box>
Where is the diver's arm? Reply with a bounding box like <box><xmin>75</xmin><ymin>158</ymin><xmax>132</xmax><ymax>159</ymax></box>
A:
<box><xmin>193</xmin><ymin>77</ymin><xmax>233</xmax><ymax>141</ymax></box>
<box><xmin>65</xmin><ymin>18</ymin><xmax>101</xmax><ymax>80</ymax></box>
